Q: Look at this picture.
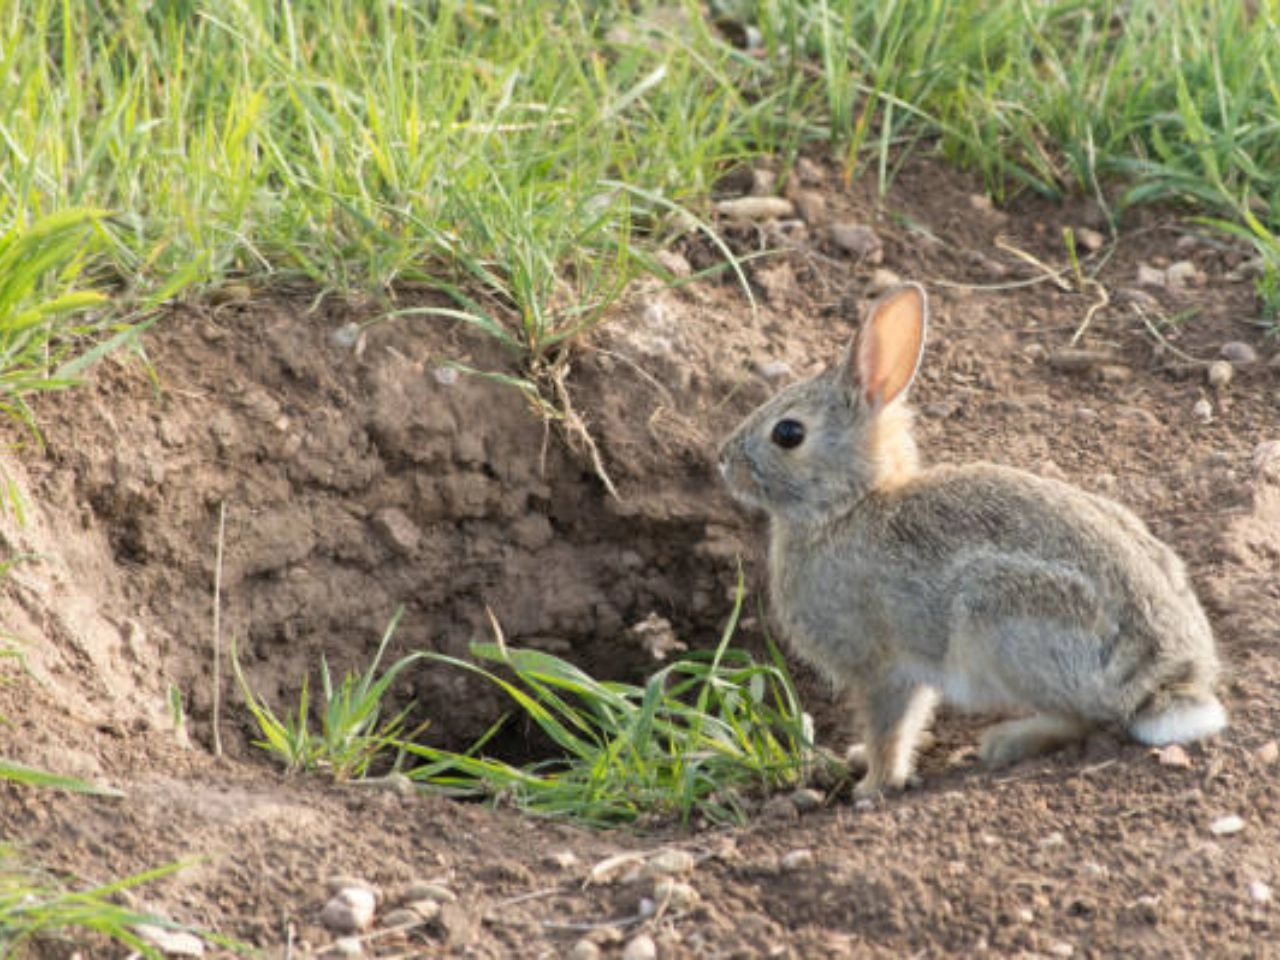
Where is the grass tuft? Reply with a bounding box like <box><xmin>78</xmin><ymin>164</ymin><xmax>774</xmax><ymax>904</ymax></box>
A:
<box><xmin>405</xmin><ymin>578</ymin><xmax>829</xmax><ymax>827</ymax></box>
<box><xmin>231</xmin><ymin>607</ymin><xmax>427</xmax><ymax>779</ymax></box>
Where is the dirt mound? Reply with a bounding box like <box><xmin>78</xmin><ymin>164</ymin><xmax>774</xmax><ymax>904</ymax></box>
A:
<box><xmin>1</xmin><ymin>155</ymin><xmax>1278</xmax><ymax>957</ymax></box>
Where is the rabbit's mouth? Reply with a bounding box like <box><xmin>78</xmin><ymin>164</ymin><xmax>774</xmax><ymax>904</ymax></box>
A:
<box><xmin>718</xmin><ymin>455</ymin><xmax>767</xmax><ymax>511</ymax></box>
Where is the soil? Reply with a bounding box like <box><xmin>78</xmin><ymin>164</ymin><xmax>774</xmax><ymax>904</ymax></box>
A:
<box><xmin>0</xmin><ymin>154</ymin><xmax>1277</xmax><ymax>959</ymax></box>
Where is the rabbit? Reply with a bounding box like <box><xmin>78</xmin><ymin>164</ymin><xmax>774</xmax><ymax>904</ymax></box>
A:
<box><xmin>718</xmin><ymin>283</ymin><xmax>1226</xmax><ymax>797</ymax></box>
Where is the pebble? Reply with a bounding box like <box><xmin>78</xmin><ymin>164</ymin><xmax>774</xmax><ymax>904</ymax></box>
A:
<box><xmin>1015</xmin><ymin>907</ymin><xmax>1035</xmax><ymax>924</ymax></box>
<box><xmin>1048</xmin><ymin>942</ymin><xmax>1076</xmax><ymax>958</ymax></box>
<box><xmin>752</xmin><ymin>359</ymin><xmax>793</xmax><ymax>381</ymax></box>
<box><xmin>319</xmin><ymin>937</ymin><xmax>364</xmax><ymax>959</ymax></box>
<box><xmin>570</xmin><ymin>940</ymin><xmax>603</xmax><ymax>960</ymax></box>
<box><xmin>1137</xmin><ymin>263</ymin><xmax>1167</xmax><ymax>287</ymax></box>
<box><xmin>715</xmin><ymin>196</ymin><xmax>795</xmax><ymax>221</ymax></box>
<box><xmin>780</xmin><ymin>849</ymin><xmax>815</xmax><ymax>871</ymax></box>
<box><xmin>922</xmin><ymin>401</ymin><xmax>956</xmax><ymax>419</ymax></box>
<box><xmin>406</xmin><ymin>899</ymin><xmax>442</xmax><ymax>921</ymax></box>
<box><xmin>1039</xmin><ymin>831</ymin><xmax>1067</xmax><ymax>849</ymax></box>
<box><xmin>1248</xmin><ymin>880</ymin><xmax>1273</xmax><ymax>904</ymax></box>
<box><xmin>654</xmin><ymin>878</ymin><xmax>700</xmax><ymax>911</ymax></box>
<box><xmin>643</xmin><ymin>848</ymin><xmax>696</xmax><ymax>877</ymax></box>
<box><xmin>432</xmin><ymin>365</ymin><xmax>459</xmax><ymax>386</ymax></box>
<box><xmin>1165</xmin><ymin>260</ymin><xmax>1206</xmax><ymax>288</ymax></box>
<box><xmin>1220</xmin><ymin>341</ymin><xmax>1258</xmax><ymax>364</ymax></box>
<box><xmin>1192</xmin><ymin>398</ymin><xmax>1214</xmax><ymax>423</ymax></box>
<box><xmin>589</xmin><ymin>852</ymin><xmax>646</xmax><ymax>885</ymax></box>
<box><xmin>382</xmin><ymin>908</ymin><xmax>424</xmax><ymax>928</ymax></box>
<box><xmin>371</xmin><ymin>506</ymin><xmax>422</xmax><ymax>556</ymax></box>
<box><xmin>760</xmin><ymin>794</ymin><xmax>799</xmax><ymax>821</ymax></box>
<box><xmin>405</xmin><ymin>882</ymin><xmax>457</xmax><ymax>904</ymax></box>
<box><xmin>866</xmin><ymin>267</ymin><xmax>903</xmax><ymax>295</ymax></box>
<box><xmin>790</xmin><ymin>788</ymin><xmax>825</xmax><ymax>813</ymax></box>
<box><xmin>829</xmin><ymin>222</ymin><xmax>883</xmax><ymax>262</ymax></box>
<box><xmin>790</xmin><ymin>188</ymin><xmax>827</xmax><ymax>225</ymax></box>
<box><xmin>321</xmin><ymin>888</ymin><xmax>377</xmax><ymax>934</ymax></box>
<box><xmin>654</xmin><ymin>249</ymin><xmax>692</xmax><ymax>279</ymax></box>
<box><xmin>1255</xmin><ymin>740</ymin><xmax>1279</xmax><ymax>765</ymax></box>
<box><xmin>331</xmin><ymin>322</ymin><xmax>362</xmax><ymax>348</ymax></box>
<box><xmin>1075</xmin><ymin>227</ymin><xmax>1105</xmax><ymax>252</ymax></box>
<box><xmin>1154</xmin><ymin>744</ymin><xmax>1192</xmax><ymax>768</ymax></box>
<box><xmin>622</xmin><ymin>933</ymin><xmax>658</xmax><ymax>960</ymax></box>
<box><xmin>1207</xmin><ymin>360</ymin><xmax>1234</xmax><ymax>388</ymax></box>
<box><xmin>544</xmin><ymin>850</ymin><xmax>581</xmax><ymax>870</ymax></box>
<box><xmin>1209</xmin><ymin>814</ymin><xmax>1246</xmax><ymax>836</ymax></box>
<box><xmin>969</xmin><ymin>194</ymin><xmax>997</xmax><ymax>213</ymax></box>
<box><xmin>135</xmin><ymin>924</ymin><xmax>206</xmax><ymax>957</ymax></box>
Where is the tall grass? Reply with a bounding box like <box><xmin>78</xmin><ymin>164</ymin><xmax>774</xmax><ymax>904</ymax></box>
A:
<box><xmin>3</xmin><ymin>0</ymin><xmax>1278</xmax><ymax>360</ymax></box>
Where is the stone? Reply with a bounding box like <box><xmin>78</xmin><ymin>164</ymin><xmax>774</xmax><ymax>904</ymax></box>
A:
<box><xmin>1220</xmin><ymin>341</ymin><xmax>1259</xmax><ymax>364</ymax></box>
<box><xmin>715</xmin><ymin>196</ymin><xmax>795</xmax><ymax>221</ymax></box>
<box><xmin>1209</xmin><ymin>814</ymin><xmax>1245</xmax><ymax>836</ymax></box>
<box><xmin>321</xmin><ymin>888</ymin><xmax>377</xmax><ymax>934</ymax></box>
<box><xmin>1075</xmin><ymin>227</ymin><xmax>1105</xmax><ymax>252</ymax></box>
<box><xmin>371</xmin><ymin>507</ymin><xmax>422</xmax><ymax>556</ymax></box>
<box><xmin>866</xmin><ymin>267</ymin><xmax>903</xmax><ymax>295</ymax></box>
<box><xmin>1207</xmin><ymin>360</ymin><xmax>1233</xmax><ymax>389</ymax></box>
<box><xmin>622</xmin><ymin>933</ymin><xmax>657</xmax><ymax>960</ymax></box>
<box><xmin>829</xmin><ymin>222</ymin><xmax>883</xmax><ymax>262</ymax></box>
<box><xmin>780</xmin><ymin>849</ymin><xmax>815</xmax><ymax>871</ymax></box>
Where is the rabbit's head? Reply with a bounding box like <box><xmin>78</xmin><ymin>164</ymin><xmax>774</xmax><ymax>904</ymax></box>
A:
<box><xmin>718</xmin><ymin>283</ymin><xmax>929</xmax><ymax>525</ymax></box>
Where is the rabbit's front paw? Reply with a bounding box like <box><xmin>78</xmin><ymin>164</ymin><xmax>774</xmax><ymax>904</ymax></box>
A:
<box><xmin>979</xmin><ymin>714</ymin><xmax>1090</xmax><ymax>769</ymax></box>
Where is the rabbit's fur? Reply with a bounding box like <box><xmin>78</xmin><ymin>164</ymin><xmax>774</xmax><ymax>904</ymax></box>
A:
<box><xmin>718</xmin><ymin>284</ymin><xmax>1226</xmax><ymax>796</ymax></box>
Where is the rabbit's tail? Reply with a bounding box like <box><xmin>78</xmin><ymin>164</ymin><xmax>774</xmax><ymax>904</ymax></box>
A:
<box><xmin>1127</xmin><ymin>658</ymin><xmax>1227</xmax><ymax>745</ymax></box>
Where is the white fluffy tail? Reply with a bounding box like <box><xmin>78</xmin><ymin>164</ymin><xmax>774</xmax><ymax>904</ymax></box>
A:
<box><xmin>1129</xmin><ymin>698</ymin><xmax>1228</xmax><ymax>745</ymax></box>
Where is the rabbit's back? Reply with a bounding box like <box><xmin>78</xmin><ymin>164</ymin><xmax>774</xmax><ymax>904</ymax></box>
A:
<box><xmin>772</xmin><ymin>463</ymin><xmax>1215</xmax><ymax>691</ymax></box>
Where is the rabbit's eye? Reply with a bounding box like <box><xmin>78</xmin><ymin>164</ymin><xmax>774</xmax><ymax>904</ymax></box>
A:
<box><xmin>771</xmin><ymin>419</ymin><xmax>805</xmax><ymax>449</ymax></box>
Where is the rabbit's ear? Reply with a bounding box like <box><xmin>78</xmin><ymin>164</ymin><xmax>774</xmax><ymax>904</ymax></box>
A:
<box><xmin>845</xmin><ymin>283</ymin><xmax>928</xmax><ymax>408</ymax></box>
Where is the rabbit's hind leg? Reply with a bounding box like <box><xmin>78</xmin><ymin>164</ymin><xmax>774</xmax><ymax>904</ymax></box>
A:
<box><xmin>978</xmin><ymin>714</ymin><xmax>1091</xmax><ymax>769</ymax></box>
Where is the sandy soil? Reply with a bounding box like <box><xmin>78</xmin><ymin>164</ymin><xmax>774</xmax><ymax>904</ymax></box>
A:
<box><xmin>0</xmin><ymin>155</ymin><xmax>1276</xmax><ymax>958</ymax></box>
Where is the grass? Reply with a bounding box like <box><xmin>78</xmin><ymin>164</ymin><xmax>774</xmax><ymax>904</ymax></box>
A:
<box><xmin>0</xmin><ymin>851</ymin><xmax>232</xmax><ymax>959</ymax></box>
<box><xmin>1</xmin><ymin>0</ymin><xmax>1278</xmax><ymax>405</ymax></box>
<box><xmin>239</xmin><ymin>580</ymin><xmax>832</xmax><ymax>828</ymax></box>
<box><xmin>231</xmin><ymin>607</ymin><xmax>428</xmax><ymax>779</ymax></box>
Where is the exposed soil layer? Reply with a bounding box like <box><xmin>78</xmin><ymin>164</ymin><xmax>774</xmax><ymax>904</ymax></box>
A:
<box><xmin>0</xmin><ymin>154</ymin><xmax>1277</xmax><ymax>958</ymax></box>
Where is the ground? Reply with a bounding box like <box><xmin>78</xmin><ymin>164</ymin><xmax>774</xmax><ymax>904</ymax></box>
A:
<box><xmin>0</xmin><ymin>156</ymin><xmax>1277</xmax><ymax>958</ymax></box>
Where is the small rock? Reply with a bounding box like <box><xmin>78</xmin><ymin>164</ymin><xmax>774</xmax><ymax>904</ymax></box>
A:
<box><xmin>326</xmin><ymin>876</ymin><xmax>378</xmax><ymax>897</ymax></box>
<box><xmin>1192</xmin><ymin>398</ymin><xmax>1214</xmax><ymax>423</ymax></box>
<box><xmin>544</xmin><ymin>850</ymin><xmax>580</xmax><ymax>870</ymax></box>
<box><xmin>588</xmin><ymin>852</ymin><xmax>646</xmax><ymax>885</ymax></box>
<box><xmin>1207</xmin><ymin>360</ymin><xmax>1234</xmax><ymax>389</ymax></box>
<box><xmin>371</xmin><ymin>507</ymin><xmax>422</xmax><ymax>556</ymax></box>
<box><xmin>1220</xmin><ymin>341</ymin><xmax>1258</xmax><ymax>364</ymax></box>
<box><xmin>1255</xmin><ymin>740</ymin><xmax>1279</xmax><ymax>764</ymax></box>
<box><xmin>638</xmin><ymin>897</ymin><xmax>656</xmax><ymax>918</ymax></box>
<box><xmin>653</xmin><ymin>878</ymin><xmax>700</xmax><ymax>911</ymax></box>
<box><xmin>969</xmin><ymin>194</ymin><xmax>996</xmax><ymax>213</ymax></box>
<box><xmin>1248</xmin><ymin>880</ymin><xmax>1273</xmax><ymax>904</ymax></box>
<box><xmin>622</xmin><ymin>933</ymin><xmax>657</xmax><ymax>960</ymax></box>
<box><xmin>715</xmin><ymin>196</ymin><xmax>795</xmax><ymax>221</ymax></box>
<box><xmin>829</xmin><ymin>222</ymin><xmax>883</xmax><ymax>263</ymax></box>
<box><xmin>382</xmin><ymin>908</ymin><xmax>424</xmax><ymax>928</ymax></box>
<box><xmin>1209</xmin><ymin>814</ymin><xmax>1246</xmax><ymax>836</ymax></box>
<box><xmin>654</xmin><ymin>249</ymin><xmax>692</xmax><ymax>279</ymax></box>
<box><xmin>1039</xmin><ymin>831</ymin><xmax>1067</xmax><ymax>849</ymax></box>
<box><xmin>790</xmin><ymin>188</ymin><xmax>827</xmax><ymax>225</ymax></box>
<box><xmin>790</xmin><ymin>788</ymin><xmax>825</xmax><ymax>813</ymax></box>
<box><xmin>432</xmin><ymin>365</ymin><xmax>459</xmax><ymax>386</ymax></box>
<box><xmin>321</xmin><ymin>888</ymin><xmax>377</xmax><ymax>935</ymax></box>
<box><xmin>1165</xmin><ymin>260</ymin><xmax>1206</xmax><ymax>288</ymax></box>
<box><xmin>1097</xmin><ymin>364</ymin><xmax>1132</xmax><ymax>384</ymax></box>
<box><xmin>751</xmin><ymin>168</ymin><xmax>778</xmax><ymax>196</ymax></box>
<box><xmin>1137</xmin><ymin>263</ymin><xmax>1167</xmax><ymax>287</ymax></box>
<box><xmin>866</xmin><ymin>267</ymin><xmax>903</xmax><ymax>295</ymax></box>
<box><xmin>1076</xmin><ymin>227</ymin><xmax>1106</xmax><ymax>252</ymax></box>
<box><xmin>331</xmin><ymin>322</ymin><xmax>362</xmax><ymax>348</ymax></box>
<box><xmin>922</xmin><ymin>401</ymin><xmax>956</xmax><ymax>419</ymax></box>
<box><xmin>570</xmin><ymin>940</ymin><xmax>603</xmax><ymax>960</ymax></box>
<box><xmin>780</xmin><ymin>849</ymin><xmax>815</xmax><ymax>871</ymax></box>
<box><xmin>794</xmin><ymin>156</ymin><xmax>824</xmax><ymax>185</ymax></box>
<box><xmin>406</xmin><ymin>900</ymin><xmax>441</xmax><ymax>922</ymax></box>
<box><xmin>643</xmin><ymin>849</ymin><xmax>696</xmax><ymax>877</ymax></box>
<box><xmin>135</xmin><ymin>924</ymin><xmax>205</xmax><ymax>957</ymax></box>
<box><xmin>323</xmin><ymin>937</ymin><xmax>364</xmax><ymax>959</ymax></box>
<box><xmin>760</xmin><ymin>794</ymin><xmax>799</xmax><ymax>822</ymax></box>
<box><xmin>404</xmin><ymin>882</ymin><xmax>456</xmax><ymax>904</ymax></box>
<box><xmin>1015</xmin><ymin>907</ymin><xmax>1035</xmax><ymax>924</ymax></box>
<box><xmin>1251</xmin><ymin>442</ymin><xmax>1280</xmax><ymax>481</ymax></box>
<box><xmin>1153</xmin><ymin>744</ymin><xmax>1192</xmax><ymax>768</ymax></box>
<box><xmin>1048</xmin><ymin>942</ymin><xmax>1076</xmax><ymax>958</ymax></box>
<box><xmin>752</xmin><ymin>359</ymin><xmax>793</xmax><ymax>381</ymax></box>
<box><xmin>1133</xmin><ymin>894</ymin><xmax>1161</xmax><ymax>924</ymax></box>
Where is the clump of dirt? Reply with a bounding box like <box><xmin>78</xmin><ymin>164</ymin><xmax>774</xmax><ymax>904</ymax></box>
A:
<box><xmin>1</xmin><ymin>154</ymin><xmax>1278</xmax><ymax>957</ymax></box>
